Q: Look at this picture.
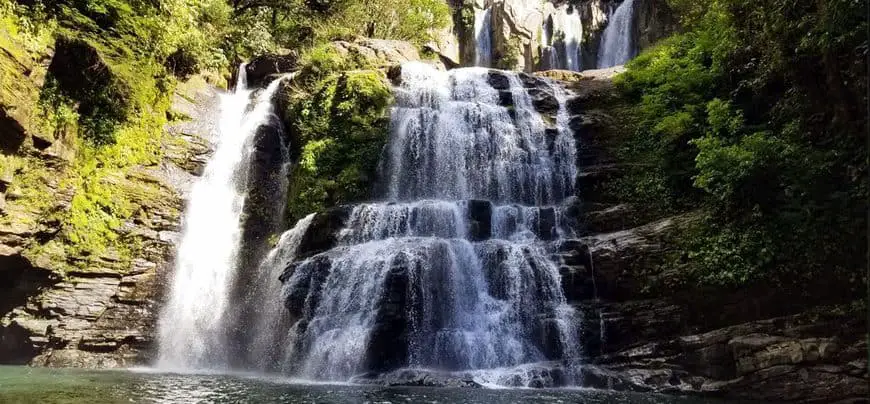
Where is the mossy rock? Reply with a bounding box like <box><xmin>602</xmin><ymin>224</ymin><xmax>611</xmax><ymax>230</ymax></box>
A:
<box><xmin>280</xmin><ymin>68</ymin><xmax>393</xmax><ymax>223</ymax></box>
<box><xmin>46</xmin><ymin>35</ymin><xmax>132</xmax><ymax>146</ymax></box>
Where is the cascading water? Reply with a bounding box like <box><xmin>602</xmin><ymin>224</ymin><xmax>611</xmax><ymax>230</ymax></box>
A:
<box><xmin>474</xmin><ymin>6</ymin><xmax>493</xmax><ymax>67</ymax></box>
<box><xmin>550</xmin><ymin>6</ymin><xmax>584</xmax><ymax>72</ymax></box>
<box><xmin>597</xmin><ymin>0</ymin><xmax>637</xmax><ymax>68</ymax></box>
<box><xmin>279</xmin><ymin>62</ymin><xmax>582</xmax><ymax>386</ymax></box>
<box><xmin>156</xmin><ymin>67</ymin><xmax>289</xmax><ymax>370</ymax></box>
<box><xmin>245</xmin><ymin>214</ymin><xmax>315</xmax><ymax>372</ymax></box>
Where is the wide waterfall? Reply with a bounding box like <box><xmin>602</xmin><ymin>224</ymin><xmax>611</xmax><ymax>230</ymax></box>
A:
<box><xmin>474</xmin><ymin>6</ymin><xmax>493</xmax><ymax>67</ymax></box>
<box><xmin>278</xmin><ymin>63</ymin><xmax>582</xmax><ymax>385</ymax></box>
<box><xmin>156</xmin><ymin>69</ymin><xmax>289</xmax><ymax>370</ymax></box>
<box><xmin>597</xmin><ymin>0</ymin><xmax>637</xmax><ymax>68</ymax></box>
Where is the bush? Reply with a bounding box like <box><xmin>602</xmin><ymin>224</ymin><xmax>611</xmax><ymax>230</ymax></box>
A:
<box><xmin>615</xmin><ymin>0</ymin><xmax>866</xmax><ymax>297</ymax></box>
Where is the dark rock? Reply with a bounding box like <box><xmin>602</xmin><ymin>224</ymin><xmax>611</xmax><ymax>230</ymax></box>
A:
<box><xmin>295</xmin><ymin>206</ymin><xmax>351</xmax><ymax>259</ymax></box>
<box><xmin>566</xmin><ymin>97</ymin><xmax>583</xmax><ymax>116</ymax></box>
<box><xmin>536</xmin><ymin>207</ymin><xmax>556</xmax><ymax>241</ymax></box>
<box><xmin>165</xmin><ymin>48</ymin><xmax>199</xmax><ymax>80</ymax></box>
<box><xmin>518</xmin><ymin>72</ymin><xmax>548</xmax><ymax>90</ymax></box>
<box><xmin>0</xmin><ymin>109</ymin><xmax>27</xmax><ymax>153</ymax></box>
<box><xmin>528</xmin><ymin>87</ymin><xmax>559</xmax><ymax>114</ymax></box>
<box><xmin>536</xmin><ymin>317</ymin><xmax>567</xmax><ymax>360</ymax></box>
<box><xmin>48</xmin><ymin>35</ymin><xmax>129</xmax><ymax>122</ymax></box>
<box><xmin>633</xmin><ymin>0</ymin><xmax>678</xmax><ymax>52</ymax></box>
<box><xmin>467</xmin><ymin>200</ymin><xmax>492</xmax><ymax>241</ymax></box>
<box><xmin>280</xmin><ymin>254</ymin><xmax>332</xmax><ymax>318</ymax></box>
<box><xmin>498</xmin><ymin>90</ymin><xmax>513</xmax><ymax>107</ymax></box>
<box><xmin>353</xmin><ymin>368</ymin><xmax>484</xmax><ymax>388</ymax></box>
<box><xmin>364</xmin><ymin>254</ymin><xmax>413</xmax><ymax>372</ymax></box>
<box><xmin>544</xmin><ymin>128</ymin><xmax>559</xmax><ymax>152</ymax></box>
<box><xmin>244</xmin><ymin>52</ymin><xmax>298</xmax><ymax>88</ymax></box>
<box><xmin>387</xmin><ymin>65</ymin><xmax>403</xmax><ymax>85</ymax></box>
<box><xmin>487</xmin><ymin>71</ymin><xmax>511</xmax><ymax>90</ymax></box>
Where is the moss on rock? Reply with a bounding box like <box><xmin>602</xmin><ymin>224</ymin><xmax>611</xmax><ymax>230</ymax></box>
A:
<box><xmin>281</xmin><ymin>63</ymin><xmax>393</xmax><ymax>223</ymax></box>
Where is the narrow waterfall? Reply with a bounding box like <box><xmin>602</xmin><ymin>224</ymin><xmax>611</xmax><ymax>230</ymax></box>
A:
<box><xmin>474</xmin><ymin>6</ymin><xmax>493</xmax><ymax>67</ymax></box>
<box><xmin>156</xmin><ymin>69</ymin><xmax>288</xmax><ymax>370</ymax></box>
<box><xmin>279</xmin><ymin>62</ymin><xmax>581</xmax><ymax>385</ymax></box>
<box><xmin>553</xmin><ymin>7</ymin><xmax>584</xmax><ymax>72</ymax></box>
<box><xmin>597</xmin><ymin>0</ymin><xmax>637</xmax><ymax>68</ymax></box>
<box><xmin>245</xmin><ymin>214</ymin><xmax>315</xmax><ymax>372</ymax></box>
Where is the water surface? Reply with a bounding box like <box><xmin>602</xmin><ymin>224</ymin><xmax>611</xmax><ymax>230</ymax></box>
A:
<box><xmin>0</xmin><ymin>366</ymin><xmax>747</xmax><ymax>404</ymax></box>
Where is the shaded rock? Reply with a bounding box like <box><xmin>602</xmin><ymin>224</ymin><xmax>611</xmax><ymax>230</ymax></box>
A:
<box><xmin>364</xmin><ymin>253</ymin><xmax>413</xmax><ymax>372</ymax></box>
<box><xmin>48</xmin><ymin>35</ymin><xmax>129</xmax><ymax>125</ymax></box>
<box><xmin>487</xmin><ymin>70</ymin><xmax>511</xmax><ymax>90</ymax></box>
<box><xmin>425</xmin><ymin>16</ymin><xmax>461</xmax><ymax>68</ymax></box>
<box><xmin>467</xmin><ymin>199</ymin><xmax>492</xmax><ymax>241</ymax></box>
<box><xmin>244</xmin><ymin>51</ymin><xmax>298</xmax><ymax>88</ymax></box>
<box><xmin>633</xmin><ymin>0</ymin><xmax>678</xmax><ymax>52</ymax></box>
<box><xmin>352</xmin><ymin>368</ymin><xmax>484</xmax><ymax>388</ymax></box>
<box><xmin>280</xmin><ymin>255</ymin><xmax>332</xmax><ymax>318</ymax></box>
<box><xmin>295</xmin><ymin>206</ymin><xmax>351</xmax><ymax>259</ymax></box>
<box><xmin>537</xmin><ymin>207</ymin><xmax>557</xmax><ymax>240</ymax></box>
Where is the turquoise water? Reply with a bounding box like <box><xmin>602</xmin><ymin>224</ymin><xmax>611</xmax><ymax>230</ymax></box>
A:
<box><xmin>0</xmin><ymin>366</ymin><xmax>738</xmax><ymax>404</ymax></box>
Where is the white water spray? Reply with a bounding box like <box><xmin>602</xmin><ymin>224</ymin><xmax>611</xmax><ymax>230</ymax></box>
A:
<box><xmin>597</xmin><ymin>0</ymin><xmax>637</xmax><ymax>68</ymax></box>
<box><xmin>474</xmin><ymin>6</ymin><xmax>493</xmax><ymax>67</ymax></box>
<box><xmin>156</xmin><ymin>67</ymin><xmax>288</xmax><ymax>370</ymax></box>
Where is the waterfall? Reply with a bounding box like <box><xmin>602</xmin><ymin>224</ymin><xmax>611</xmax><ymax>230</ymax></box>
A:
<box><xmin>246</xmin><ymin>214</ymin><xmax>315</xmax><ymax>372</ymax></box>
<box><xmin>554</xmin><ymin>7</ymin><xmax>584</xmax><ymax>71</ymax></box>
<box><xmin>474</xmin><ymin>6</ymin><xmax>493</xmax><ymax>67</ymax></box>
<box><xmin>280</xmin><ymin>63</ymin><xmax>581</xmax><ymax>385</ymax></box>
<box><xmin>597</xmin><ymin>0</ymin><xmax>637</xmax><ymax>68</ymax></box>
<box><xmin>156</xmin><ymin>67</ymin><xmax>289</xmax><ymax>370</ymax></box>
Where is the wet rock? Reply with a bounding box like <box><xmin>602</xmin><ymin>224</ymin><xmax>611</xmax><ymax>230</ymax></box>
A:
<box><xmin>295</xmin><ymin>206</ymin><xmax>351</xmax><ymax>259</ymax></box>
<box><xmin>244</xmin><ymin>51</ymin><xmax>298</xmax><ymax>88</ymax></box>
<box><xmin>364</xmin><ymin>254</ymin><xmax>413</xmax><ymax>372</ymax></box>
<box><xmin>467</xmin><ymin>199</ymin><xmax>492</xmax><ymax>241</ymax></box>
<box><xmin>536</xmin><ymin>207</ymin><xmax>557</xmax><ymax>240</ymax></box>
<box><xmin>354</xmin><ymin>368</ymin><xmax>484</xmax><ymax>388</ymax></box>
<box><xmin>280</xmin><ymin>255</ymin><xmax>332</xmax><ymax>318</ymax></box>
<box><xmin>487</xmin><ymin>71</ymin><xmax>511</xmax><ymax>90</ymax></box>
<box><xmin>528</xmin><ymin>87</ymin><xmax>559</xmax><ymax>114</ymax></box>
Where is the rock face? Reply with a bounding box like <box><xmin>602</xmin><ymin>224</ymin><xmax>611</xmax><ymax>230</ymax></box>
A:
<box><xmin>446</xmin><ymin>0</ymin><xmax>675</xmax><ymax>71</ymax></box>
<box><xmin>243</xmin><ymin>51</ymin><xmax>298</xmax><ymax>87</ymax></box>
<box><xmin>331</xmin><ymin>38</ymin><xmax>443</xmax><ymax>70</ymax></box>
<box><xmin>543</xmin><ymin>69</ymin><xmax>868</xmax><ymax>402</ymax></box>
<box><xmin>490</xmin><ymin>0</ymin><xmax>546</xmax><ymax>71</ymax></box>
<box><xmin>0</xmin><ymin>30</ymin><xmax>218</xmax><ymax>367</ymax></box>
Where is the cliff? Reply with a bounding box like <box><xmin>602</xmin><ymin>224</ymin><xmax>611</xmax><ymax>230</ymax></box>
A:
<box><xmin>0</xmin><ymin>30</ymin><xmax>217</xmax><ymax>367</ymax></box>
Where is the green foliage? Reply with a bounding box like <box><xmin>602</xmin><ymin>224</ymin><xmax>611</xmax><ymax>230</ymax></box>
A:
<box><xmin>495</xmin><ymin>37</ymin><xmax>521</xmax><ymax>70</ymax></box>
<box><xmin>284</xmin><ymin>63</ymin><xmax>393</xmax><ymax>222</ymax></box>
<box><xmin>616</xmin><ymin>0</ymin><xmax>867</xmax><ymax>296</ymax></box>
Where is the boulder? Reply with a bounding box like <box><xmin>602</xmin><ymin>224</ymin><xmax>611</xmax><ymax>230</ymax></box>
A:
<box><xmin>353</xmin><ymin>368</ymin><xmax>484</xmax><ymax>388</ymax></box>
<box><xmin>244</xmin><ymin>51</ymin><xmax>298</xmax><ymax>88</ymax></box>
<box><xmin>294</xmin><ymin>206</ymin><xmax>351</xmax><ymax>259</ymax></box>
<box><xmin>331</xmin><ymin>39</ymin><xmax>429</xmax><ymax>69</ymax></box>
<box><xmin>425</xmin><ymin>17</ymin><xmax>461</xmax><ymax>67</ymax></box>
<box><xmin>490</xmin><ymin>0</ymin><xmax>545</xmax><ymax>72</ymax></box>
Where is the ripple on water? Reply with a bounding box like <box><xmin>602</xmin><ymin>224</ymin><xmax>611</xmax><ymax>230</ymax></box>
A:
<box><xmin>0</xmin><ymin>366</ymin><xmax>754</xmax><ymax>404</ymax></box>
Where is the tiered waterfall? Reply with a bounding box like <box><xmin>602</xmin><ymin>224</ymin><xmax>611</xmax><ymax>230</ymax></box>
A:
<box><xmin>277</xmin><ymin>63</ymin><xmax>582</xmax><ymax>384</ymax></box>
